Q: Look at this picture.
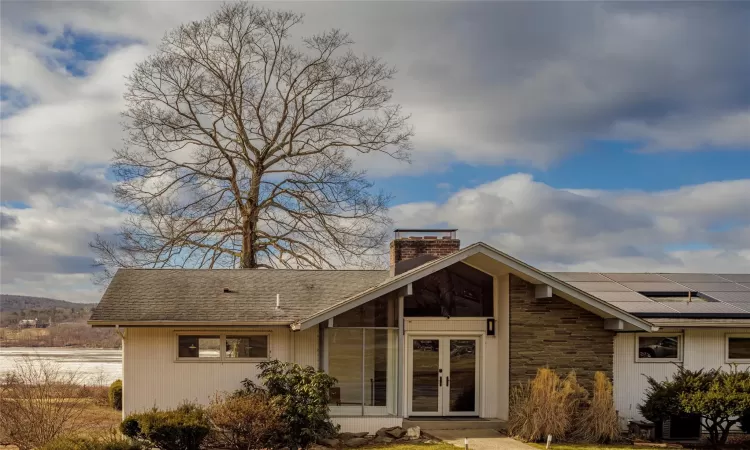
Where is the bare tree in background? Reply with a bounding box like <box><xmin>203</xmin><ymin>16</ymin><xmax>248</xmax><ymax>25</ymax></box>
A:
<box><xmin>91</xmin><ymin>3</ymin><xmax>412</xmax><ymax>279</ymax></box>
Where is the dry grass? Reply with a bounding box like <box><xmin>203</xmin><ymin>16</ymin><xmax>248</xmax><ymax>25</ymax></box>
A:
<box><xmin>0</xmin><ymin>358</ymin><xmax>121</xmax><ymax>450</ymax></box>
<box><xmin>508</xmin><ymin>368</ymin><xmax>588</xmax><ymax>442</ymax></box>
<box><xmin>573</xmin><ymin>372</ymin><xmax>620</xmax><ymax>443</ymax></box>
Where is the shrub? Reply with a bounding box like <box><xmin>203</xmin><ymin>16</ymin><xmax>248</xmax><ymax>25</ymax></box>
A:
<box><xmin>639</xmin><ymin>367</ymin><xmax>750</xmax><ymax>445</ymax></box>
<box><xmin>41</xmin><ymin>433</ymin><xmax>145</xmax><ymax>450</ymax></box>
<box><xmin>573</xmin><ymin>372</ymin><xmax>620</xmax><ymax>443</ymax></box>
<box><xmin>109</xmin><ymin>380</ymin><xmax>123</xmax><ymax>411</ymax></box>
<box><xmin>120</xmin><ymin>403</ymin><xmax>211</xmax><ymax>450</ymax></box>
<box><xmin>0</xmin><ymin>358</ymin><xmax>90</xmax><ymax>450</ymax></box>
<box><xmin>237</xmin><ymin>360</ymin><xmax>339</xmax><ymax>449</ymax></box>
<box><xmin>507</xmin><ymin>368</ymin><xmax>588</xmax><ymax>442</ymax></box>
<box><xmin>206</xmin><ymin>392</ymin><xmax>284</xmax><ymax>450</ymax></box>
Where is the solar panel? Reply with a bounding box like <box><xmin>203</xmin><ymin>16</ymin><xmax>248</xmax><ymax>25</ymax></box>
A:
<box><xmin>549</xmin><ymin>272</ymin><xmax>610</xmax><ymax>282</ymax></box>
<box><xmin>681</xmin><ymin>282</ymin><xmax>750</xmax><ymax>292</ymax></box>
<box><xmin>568</xmin><ymin>281</ymin><xmax>631</xmax><ymax>292</ymax></box>
<box><xmin>662</xmin><ymin>302</ymin><xmax>745</xmax><ymax>314</ymax></box>
<box><xmin>609</xmin><ymin>302</ymin><xmax>679</xmax><ymax>314</ymax></box>
<box><xmin>718</xmin><ymin>274</ymin><xmax>750</xmax><ymax>283</ymax></box>
<box><xmin>660</xmin><ymin>273</ymin><xmax>727</xmax><ymax>283</ymax></box>
<box><xmin>603</xmin><ymin>273</ymin><xmax>668</xmax><ymax>282</ymax></box>
<box><xmin>620</xmin><ymin>282</ymin><xmax>689</xmax><ymax>292</ymax></box>
<box><xmin>701</xmin><ymin>291</ymin><xmax>750</xmax><ymax>303</ymax></box>
<box><xmin>723</xmin><ymin>303</ymin><xmax>750</xmax><ymax>313</ymax></box>
<box><xmin>591</xmin><ymin>291</ymin><xmax>653</xmax><ymax>302</ymax></box>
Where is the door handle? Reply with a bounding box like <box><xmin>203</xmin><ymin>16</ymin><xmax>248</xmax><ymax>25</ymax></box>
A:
<box><xmin>447</xmin><ymin>376</ymin><xmax>450</xmax><ymax>387</ymax></box>
<box><xmin>439</xmin><ymin>376</ymin><xmax>442</xmax><ymax>387</ymax></box>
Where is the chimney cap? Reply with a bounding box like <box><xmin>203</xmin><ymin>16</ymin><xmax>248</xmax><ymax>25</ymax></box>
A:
<box><xmin>394</xmin><ymin>229</ymin><xmax>457</xmax><ymax>239</ymax></box>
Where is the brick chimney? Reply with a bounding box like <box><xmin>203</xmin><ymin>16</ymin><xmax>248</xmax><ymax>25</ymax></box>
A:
<box><xmin>390</xmin><ymin>229</ymin><xmax>460</xmax><ymax>275</ymax></box>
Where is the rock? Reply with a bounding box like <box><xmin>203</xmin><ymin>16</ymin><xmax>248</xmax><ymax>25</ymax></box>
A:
<box><xmin>376</xmin><ymin>427</ymin><xmax>390</xmax><ymax>437</ymax></box>
<box><xmin>319</xmin><ymin>438</ymin><xmax>341</xmax><ymax>448</ymax></box>
<box><xmin>405</xmin><ymin>426</ymin><xmax>421</xmax><ymax>440</ymax></box>
<box><xmin>339</xmin><ymin>432</ymin><xmax>368</xmax><ymax>440</ymax></box>
<box><xmin>374</xmin><ymin>436</ymin><xmax>394</xmax><ymax>444</ymax></box>
<box><xmin>386</xmin><ymin>427</ymin><xmax>406</xmax><ymax>439</ymax></box>
<box><xmin>344</xmin><ymin>437</ymin><xmax>369</xmax><ymax>447</ymax></box>
<box><xmin>309</xmin><ymin>445</ymin><xmax>328</xmax><ymax>450</ymax></box>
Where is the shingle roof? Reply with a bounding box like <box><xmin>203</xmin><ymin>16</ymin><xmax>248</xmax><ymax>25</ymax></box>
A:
<box><xmin>90</xmin><ymin>269</ymin><xmax>389</xmax><ymax>323</ymax></box>
<box><xmin>549</xmin><ymin>272</ymin><xmax>750</xmax><ymax>318</ymax></box>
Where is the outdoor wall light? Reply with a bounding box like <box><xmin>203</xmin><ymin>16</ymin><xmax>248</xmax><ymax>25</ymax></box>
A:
<box><xmin>487</xmin><ymin>318</ymin><xmax>496</xmax><ymax>336</ymax></box>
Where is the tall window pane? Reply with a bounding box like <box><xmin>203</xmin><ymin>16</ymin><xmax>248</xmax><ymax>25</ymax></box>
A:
<box><xmin>364</xmin><ymin>329</ymin><xmax>398</xmax><ymax>415</ymax></box>
<box><xmin>327</xmin><ymin>329</ymin><xmax>363</xmax><ymax>415</ymax></box>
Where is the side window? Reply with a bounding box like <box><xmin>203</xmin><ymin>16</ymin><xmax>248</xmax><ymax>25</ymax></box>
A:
<box><xmin>176</xmin><ymin>334</ymin><xmax>269</xmax><ymax>360</ymax></box>
<box><xmin>636</xmin><ymin>335</ymin><xmax>681</xmax><ymax>362</ymax></box>
<box><xmin>727</xmin><ymin>336</ymin><xmax>750</xmax><ymax>361</ymax></box>
<box><xmin>178</xmin><ymin>335</ymin><xmax>221</xmax><ymax>358</ymax></box>
<box><xmin>225</xmin><ymin>335</ymin><xmax>269</xmax><ymax>358</ymax></box>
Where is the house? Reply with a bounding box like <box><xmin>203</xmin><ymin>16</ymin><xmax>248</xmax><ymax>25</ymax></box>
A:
<box><xmin>90</xmin><ymin>229</ymin><xmax>750</xmax><ymax>433</ymax></box>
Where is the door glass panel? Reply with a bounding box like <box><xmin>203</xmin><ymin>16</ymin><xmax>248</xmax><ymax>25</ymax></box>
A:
<box><xmin>449</xmin><ymin>339</ymin><xmax>476</xmax><ymax>412</ymax></box>
<box><xmin>412</xmin><ymin>339</ymin><xmax>440</xmax><ymax>412</ymax></box>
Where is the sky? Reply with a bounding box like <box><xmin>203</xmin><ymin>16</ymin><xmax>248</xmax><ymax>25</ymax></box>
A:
<box><xmin>1</xmin><ymin>1</ymin><xmax>749</xmax><ymax>303</ymax></box>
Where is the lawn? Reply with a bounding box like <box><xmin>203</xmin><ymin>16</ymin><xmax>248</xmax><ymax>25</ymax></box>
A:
<box><xmin>529</xmin><ymin>444</ymin><xmax>636</xmax><ymax>450</ymax></box>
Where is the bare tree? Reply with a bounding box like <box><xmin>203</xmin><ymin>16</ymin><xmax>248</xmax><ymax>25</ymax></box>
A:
<box><xmin>92</xmin><ymin>3</ymin><xmax>412</xmax><ymax>278</ymax></box>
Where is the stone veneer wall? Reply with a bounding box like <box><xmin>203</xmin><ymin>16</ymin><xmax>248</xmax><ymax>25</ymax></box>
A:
<box><xmin>509</xmin><ymin>274</ymin><xmax>614</xmax><ymax>389</ymax></box>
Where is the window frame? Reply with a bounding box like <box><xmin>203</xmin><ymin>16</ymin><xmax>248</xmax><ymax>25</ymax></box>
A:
<box><xmin>635</xmin><ymin>332</ymin><xmax>683</xmax><ymax>363</ymax></box>
<box><xmin>174</xmin><ymin>331</ymin><xmax>270</xmax><ymax>362</ymax></box>
<box><xmin>725</xmin><ymin>334</ymin><xmax>750</xmax><ymax>363</ymax></box>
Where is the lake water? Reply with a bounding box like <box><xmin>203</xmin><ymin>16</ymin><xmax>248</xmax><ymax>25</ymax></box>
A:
<box><xmin>0</xmin><ymin>347</ymin><xmax>122</xmax><ymax>385</ymax></box>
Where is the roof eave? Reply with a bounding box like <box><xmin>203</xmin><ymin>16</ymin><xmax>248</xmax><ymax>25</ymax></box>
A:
<box><xmin>88</xmin><ymin>320</ymin><xmax>294</xmax><ymax>328</ymax></box>
<box><xmin>292</xmin><ymin>242</ymin><xmax>655</xmax><ymax>332</ymax></box>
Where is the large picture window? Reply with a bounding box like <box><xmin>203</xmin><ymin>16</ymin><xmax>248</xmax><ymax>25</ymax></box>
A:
<box><xmin>636</xmin><ymin>334</ymin><xmax>681</xmax><ymax>362</ymax></box>
<box><xmin>404</xmin><ymin>262</ymin><xmax>494</xmax><ymax>317</ymax></box>
<box><xmin>325</xmin><ymin>324</ymin><xmax>398</xmax><ymax>416</ymax></box>
<box><xmin>176</xmin><ymin>333</ymin><xmax>269</xmax><ymax>361</ymax></box>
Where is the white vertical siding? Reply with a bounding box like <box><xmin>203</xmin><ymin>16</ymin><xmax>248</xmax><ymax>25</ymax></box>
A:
<box><xmin>614</xmin><ymin>328</ymin><xmax>750</xmax><ymax>422</ymax></box>
<box><xmin>123</xmin><ymin>326</ymin><xmax>316</xmax><ymax>415</ymax></box>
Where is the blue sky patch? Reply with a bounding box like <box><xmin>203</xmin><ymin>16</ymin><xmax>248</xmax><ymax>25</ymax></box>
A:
<box><xmin>49</xmin><ymin>26</ymin><xmax>141</xmax><ymax>76</ymax></box>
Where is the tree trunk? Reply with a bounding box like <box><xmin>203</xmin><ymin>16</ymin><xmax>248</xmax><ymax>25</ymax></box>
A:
<box><xmin>240</xmin><ymin>169</ymin><xmax>262</xmax><ymax>269</ymax></box>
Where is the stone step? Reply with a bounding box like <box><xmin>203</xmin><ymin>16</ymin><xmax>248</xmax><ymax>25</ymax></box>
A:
<box><xmin>403</xmin><ymin>418</ymin><xmax>507</xmax><ymax>431</ymax></box>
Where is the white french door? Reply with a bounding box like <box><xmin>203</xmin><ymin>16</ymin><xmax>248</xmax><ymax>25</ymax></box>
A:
<box><xmin>407</xmin><ymin>336</ymin><xmax>480</xmax><ymax>417</ymax></box>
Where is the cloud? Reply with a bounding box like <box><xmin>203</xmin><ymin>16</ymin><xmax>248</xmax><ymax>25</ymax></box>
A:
<box><xmin>1</xmin><ymin>167</ymin><xmax>110</xmax><ymax>203</ymax></box>
<box><xmin>390</xmin><ymin>174</ymin><xmax>750</xmax><ymax>272</ymax></box>
<box><xmin>1</xmin><ymin>2</ymin><xmax>748</xmax><ymax>174</ymax></box>
<box><xmin>0</xmin><ymin>212</ymin><xmax>18</xmax><ymax>229</ymax></box>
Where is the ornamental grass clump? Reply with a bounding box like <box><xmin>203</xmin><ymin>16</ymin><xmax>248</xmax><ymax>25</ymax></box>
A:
<box><xmin>573</xmin><ymin>372</ymin><xmax>620</xmax><ymax>443</ymax></box>
<box><xmin>508</xmin><ymin>368</ymin><xmax>588</xmax><ymax>442</ymax></box>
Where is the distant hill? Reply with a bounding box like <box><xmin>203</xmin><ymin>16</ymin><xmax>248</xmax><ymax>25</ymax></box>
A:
<box><xmin>1</xmin><ymin>294</ymin><xmax>97</xmax><ymax>312</ymax></box>
<box><xmin>0</xmin><ymin>294</ymin><xmax>97</xmax><ymax>327</ymax></box>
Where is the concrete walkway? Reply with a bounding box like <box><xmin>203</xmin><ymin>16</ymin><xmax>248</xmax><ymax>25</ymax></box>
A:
<box><xmin>427</xmin><ymin>429</ymin><xmax>537</xmax><ymax>450</ymax></box>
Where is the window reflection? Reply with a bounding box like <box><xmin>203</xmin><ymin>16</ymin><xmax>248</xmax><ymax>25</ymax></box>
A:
<box><xmin>405</xmin><ymin>262</ymin><xmax>493</xmax><ymax>317</ymax></box>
